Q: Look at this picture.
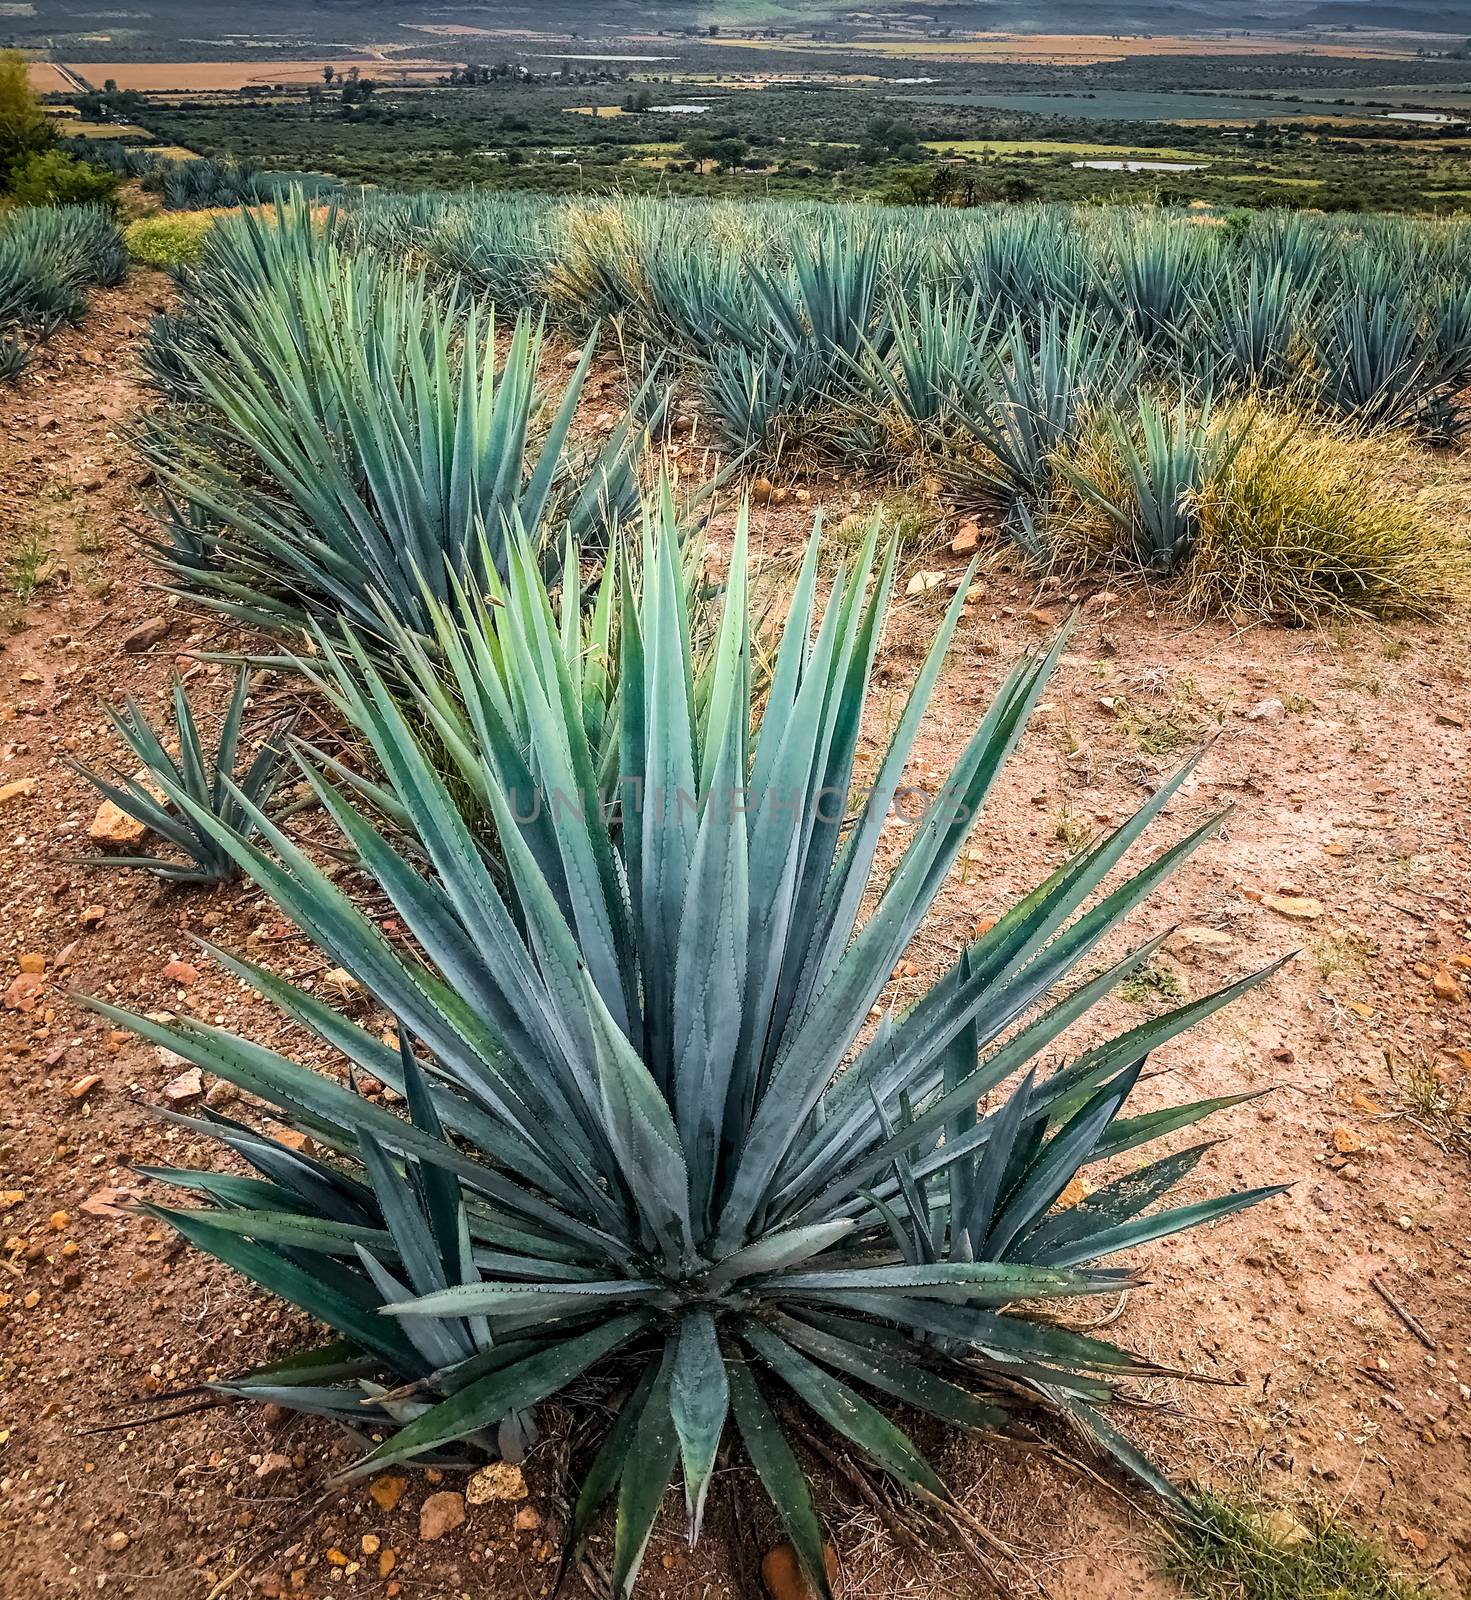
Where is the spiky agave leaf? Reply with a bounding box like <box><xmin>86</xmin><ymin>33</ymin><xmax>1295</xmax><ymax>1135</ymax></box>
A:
<box><xmin>944</xmin><ymin>309</ymin><xmax>1135</xmax><ymax>510</ymax></box>
<box><xmin>1056</xmin><ymin>392</ymin><xmax>1252</xmax><ymax>575</ymax></box>
<box><xmin>100</xmin><ymin>493</ymin><xmax>1285</xmax><ymax>1596</ymax></box>
<box><xmin>138</xmin><ymin>204</ymin><xmax>663</xmax><ymax>642</ymax></box>
<box><xmin>69</xmin><ymin>667</ymin><xmax>293</xmax><ymax>885</ymax></box>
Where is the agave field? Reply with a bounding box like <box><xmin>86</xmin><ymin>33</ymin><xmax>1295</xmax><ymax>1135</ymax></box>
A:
<box><xmin>0</xmin><ymin>204</ymin><xmax>127</xmax><ymax>382</ymax></box>
<box><xmin>140</xmin><ymin>194</ymin><xmax>1471</xmax><ymax>630</ymax></box>
<box><xmin>2</xmin><ymin>184</ymin><xmax>1468</xmax><ymax>1600</ymax></box>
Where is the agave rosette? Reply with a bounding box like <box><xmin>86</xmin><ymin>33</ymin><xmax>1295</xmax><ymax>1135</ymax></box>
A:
<box><xmin>70</xmin><ymin>668</ymin><xmax>293</xmax><ymax>885</ymax></box>
<box><xmin>98</xmin><ymin>495</ymin><xmax>1284</xmax><ymax>1595</ymax></box>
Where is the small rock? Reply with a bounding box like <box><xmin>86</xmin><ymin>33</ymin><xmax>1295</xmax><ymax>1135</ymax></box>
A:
<box><xmin>467</xmin><ymin>1462</ymin><xmax>528</xmax><ymax>1505</ymax></box>
<box><xmin>88</xmin><ymin>799</ymin><xmax>147</xmax><ymax>848</ymax></box>
<box><xmin>418</xmin><ymin>1490</ymin><xmax>466</xmax><ymax>1542</ymax></box>
<box><xmin>361</xmin><ymin>1533</ymin><xmax>381</xmax><ymax>1556</ymax></box>
<box><xmin>0</xmin><ymin>778</ymin><xmax>36</xmax><ymax>806</ymax></box>
<box><xmin>3</xmin><ymin>972</ymin><xmax>45</xmax><ymax>1012</ymax></box>
<box><xmin>162</xmin><ymin>959</ymin><xmax>200</xmax><ymax>987</ymax></box>
<box><xmin>1164</xmin><ymin>926</ymin><xmax>1237</xmax><ymax>962</ymax></box>
<box><xmin>204</xmin><ymin>1077</ymin><xmax>239</xmax><ymax>1107</ymax></box>
<box><xmin>1331</xmin><ymin>1126</ymin><xmax>1365</xmax><ymax>1155</ymax></box>
<box><xmin>513</xmin><ymin>1505</ymin><xmax>542</xmax><ymax>1532</ymax></box>
<box><xmin>1246</xmin><ymin>698</ymin><xmax>1285</xmax><ymax>722</ymax></box>
<box><xmin>1251</xmin><ymin>1509</ymin><xmax>1312</xmax><ymax>1550</ymax></box>
<box><xmin>79</xmin><ymin>904</ymin><xmax>107</xmax><ymax>929</ymax></box>
<box><xmin>950</xmin><ymin>523</ymin><xmax>980</xmax><ymax>555</ymax></box>
<box><xmin>368</xmin><ymin>1474</ymin><xmax>408</xmax><ymax>1514</ymax></box>
<box><xmin>161</xmin><ymin>1067</ymin><xmax>204</xmax><ymax>1105</ymax></box>
<box><xmin>69</xmin><ymin>1073</ymin><xmax>102</xmax><ymax>1100</ymax></box>
<box><xmin>104</xmin><ymin>1531</ymin><xmax>130</xmax><ymax>1553</ymax></box>
<box><xmin>1023</xmin><ymin>607</ymin><xmax>1056</xmax><ymax>627</ymax></box>
<box><xmin>1261</xmin><ymin>894</ymin><xmax>1323</xmax><ymax>921</ymax></box>
<box><xmin>904</xmin><ymin>570</ymin><xmax>944</xmax><ymax>597</ymax></box>
<box><xmin>322</xmin><ymin>966</ymin><xmax>361</xmax><ymax>1003</ymax></box>
<box><xmin>1431</xmin><ymin>966</ymin><xmax>1463</xmax><ymax>1003</ymax></box>
<box><xmin>1082</xmin><ymin>589</ymin><xmax>1119</xmax><ymax>611</ymax></box>
<box><xmin>762</xmin><ymin>1541</ymin><xmax>840</xmax><ymax>1600</ymax></box>
<box><xmin>255</xmin><ymin>1453</ymin><xmax>293</xmax><ymax>1481</ymax></box>
<box><xmin>122</xmin><ymin>617</ymin><xmax>170</xmax><ymax>654</ymax></box>
<box><xmin>18</xmin><ymin>952</ymin><xmax>45</xmax><ymax>974</ymax></box>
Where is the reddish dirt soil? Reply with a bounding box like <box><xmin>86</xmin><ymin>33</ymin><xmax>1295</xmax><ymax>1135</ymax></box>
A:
<box><xmin>1</xmin><ymin>283</ymin><xmax>1468</xmax><ymax>1600</ymax></box>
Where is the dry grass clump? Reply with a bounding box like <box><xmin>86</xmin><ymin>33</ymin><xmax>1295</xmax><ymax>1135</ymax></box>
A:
<box><xmin>1042</xmin><ymin>404</ymin><xmax>1463</xmax><ymax>623</ymax></box>
<box><xmin>540</xmin><ymin>202</ymin><xmax>648</xmax><ymax>318</ymax></box>
<box><xmin>1184</xmin><ymin>412</ymin><xmax>1462</xmax><ymax>623</ymax></box>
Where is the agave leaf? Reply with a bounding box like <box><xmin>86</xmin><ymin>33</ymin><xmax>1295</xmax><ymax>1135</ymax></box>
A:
<box><xmin>564</xmin><ymin>1357</ymin><xmax>661</xmax><ymax>1574</ymax></box>
<box><xmin>741</xmin><ymin>1320</ymin><xmax>945</xmax><ymax>1498</ymax></box>
<box><xmin>771</xmin><ymin>1311</ymin><xmax>1005</xmax><ymax>1433</ymax></box>
<box><xmin>669</xmin><ymin>1310</ymin><xmax>729</xmax><ymax>1539</ymax></box>
<box><xmin>342</xmin><ymin>1313</ymin><xmax>647</xmax><ymax>1477</ymax></box>
<box><xmin>1038</xmin><ymin>1185</ymin><xmax>1289</xmax><ymax>1270</ymax></box>
<box><xmin>613</xmin><ymin>1345</ymin><xmax>679</xmax><ymax>1596</ymax></box>
<box><xmin>727</xmin><ymin>1357</ymin><xmax>832</xmax><ymax>1600</ymax></box>
<box><xmin>148</xmin><ymin>1204</ymin><xmax>422</xmax><ymax>1371</ymax></box>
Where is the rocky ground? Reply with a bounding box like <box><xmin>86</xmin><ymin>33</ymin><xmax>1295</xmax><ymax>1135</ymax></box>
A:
<box><xmin>1</xmin><ymin>279</ymin><xmax>1468</xmax><ymax>1600</ymax></box>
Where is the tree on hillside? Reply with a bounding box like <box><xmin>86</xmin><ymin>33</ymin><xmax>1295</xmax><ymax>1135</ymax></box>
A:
<box><xmin>0</xmin><ymin>49</ymin><xmax>56</xmax><ymax>184</ymax></box>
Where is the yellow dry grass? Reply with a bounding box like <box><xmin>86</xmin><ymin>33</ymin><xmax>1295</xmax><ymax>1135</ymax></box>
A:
<box><xmin>1044</xmin><ymin>404</ymin><xmax>1464</xmax><ymax>623</ymax></box>
<box><xmin>44</xmin><ymin>113</ymin><xmax>153</xmax><ymax>137</ymax></box>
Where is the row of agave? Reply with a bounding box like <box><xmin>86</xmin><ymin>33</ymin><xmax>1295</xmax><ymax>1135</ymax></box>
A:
<box><xmin>140</xmin><ymin>203</ymin><xmax>668</xmax><ymax>648</ymax></box>
<box><xmin>103</xmin><ymin>201</ymin><xmax>1291</xmax><ymax>1594</ymax></box>
<box><xmin>0</xmin><ymin>204</ymin><xmax>128</xmax><ymax>382</ymax></box>
<box><xmin>337</xmin><ymin>193</ymin><xmax>1471</xmax><ymax>458</ymax></box>
<box><xmin>60</xmin><ymin>138</ymin><xmax>346</xmax><ymax>210</ymax></box>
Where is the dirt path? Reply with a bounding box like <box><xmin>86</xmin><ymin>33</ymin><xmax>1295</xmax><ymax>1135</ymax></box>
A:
<box><xmin>1</xmin><ymin>292</ymin><xmax>1468</xmax><ymax>1600</ymax></box>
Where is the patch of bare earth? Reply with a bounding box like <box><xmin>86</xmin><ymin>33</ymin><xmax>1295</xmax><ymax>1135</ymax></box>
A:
<box><xmin>1</xmin><ymin>302</ymin><xmax>1468</xmax><ymax>1600</ymax></box>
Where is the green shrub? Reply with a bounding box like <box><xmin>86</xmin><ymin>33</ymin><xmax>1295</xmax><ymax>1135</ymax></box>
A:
<box><xmin>0</xmin><ymin>48</ymin><xmax>54</xmax><ymax>185</ymax></box>
<box><xmin>102</xmin><ymin>494</ymin><xmax>1283</xmax><ymax>1597</ymax></box>
<box><xmin>6</xmin><ymin>150</ymin><xmax>118</xmax><ymax>208</ymax></box>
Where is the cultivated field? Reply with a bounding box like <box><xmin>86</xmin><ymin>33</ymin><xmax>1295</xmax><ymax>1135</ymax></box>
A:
<box><xmin>53</xmin><ymin>57</ymin><xmax>454</xmax><ymax>91</ymax></box>
<box><xmin>704</xmin><ymin>31</ymin><xmax>1427</xmax><ymax>63</ymax></box>
<box><xmin>23</xmin><ymin>59</ymin><xmax>71</xmax><ymax>91</ymax></box>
